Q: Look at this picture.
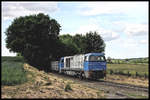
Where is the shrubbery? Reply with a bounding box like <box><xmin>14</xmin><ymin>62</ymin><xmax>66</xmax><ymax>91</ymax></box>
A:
<box><xmin>65</xmin><ymin>83</ymin><xmax>72</xmax><ymax>92</ymax></box>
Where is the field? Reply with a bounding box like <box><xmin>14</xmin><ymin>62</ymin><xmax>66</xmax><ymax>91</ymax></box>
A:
<box><xmin>107</xmin><ymin>64</ymin><xmax>149</xmax><ymax>78</ymax></box>
<box><xmin>2</xmin><ymin>56</ymin><xmax>25</xmax><ymax>62</ymax></box>
<box><xmin>2</xmin><ymin>57</ymin><xmax>27</xmax><ymax>86</ymax></box>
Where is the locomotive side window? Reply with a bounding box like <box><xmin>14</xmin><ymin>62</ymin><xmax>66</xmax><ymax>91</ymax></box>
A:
<box><xmin>66</xmin><ymin>58</ymin><xmax>70</xmax><ymax>68</ymax></box>
<box><xmin>61</xmin><ymin>59</ymin><xmax>64</xmax><ymax>63</ymax></box>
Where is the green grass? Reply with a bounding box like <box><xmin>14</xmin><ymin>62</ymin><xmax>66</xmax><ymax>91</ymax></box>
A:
<box><xmin>65</xmin><ymin>83</ymin><xmax>72</xmax><ymax>92</ymax></box>
<box><xmin>2</xmin><ymin>56</ymin><xmax>27</xmax><ymax>86</ymax></box>
<box><xmin>107</xmin><ymin>64</ymin><xmax>149</xmax><ymax>78</ymax></box>
<box><xmin>2</xmin><ymin>56</ymin><xmax>25</xmax><ymax>62</ymax></box>
<box><xmin>125</xmin><ymin>92</ymin><xmax>148</xmax><ymax>98</ymax></box>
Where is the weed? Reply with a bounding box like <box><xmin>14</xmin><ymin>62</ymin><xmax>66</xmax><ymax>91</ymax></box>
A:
<box><xmin>109</xmin><ymin>70</ymin><xmax>113</xmax><ymax>75</ymax></box>
<box><xmin>65</xmin><ymin>83</ymin><xmax>72</xmax><ymax>92</ymax></box>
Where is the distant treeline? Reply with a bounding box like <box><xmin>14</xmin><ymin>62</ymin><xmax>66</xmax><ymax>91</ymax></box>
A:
<box><xmin>107</xmin><ymin>57</ymin><xmax>149</xmax><ymax>64</ymax></box>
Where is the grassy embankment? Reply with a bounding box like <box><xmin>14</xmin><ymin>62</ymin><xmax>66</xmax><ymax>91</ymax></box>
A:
<box><xmin>2</xmin><ymin>56</ymin><xmax>105</xmax><ymax>98</ymax></box>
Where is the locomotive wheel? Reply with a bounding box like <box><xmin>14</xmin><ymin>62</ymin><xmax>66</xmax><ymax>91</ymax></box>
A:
<box><xmin>79</xmin><ymin>72</ymin><xmax>85</xmax><ymax>80</ymax></box>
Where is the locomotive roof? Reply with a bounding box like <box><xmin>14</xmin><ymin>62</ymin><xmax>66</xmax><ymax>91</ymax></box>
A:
<box><xmin>85</xmin><ymin>53</ymin><xmax>105</xmax><ymax>56</ymax></box>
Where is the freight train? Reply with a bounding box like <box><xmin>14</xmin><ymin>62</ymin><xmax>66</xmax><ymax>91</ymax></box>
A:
<box><xmin>51</xmin><ymin>53</ymin><xmax>107</xmax><ymax>79</ymax></box>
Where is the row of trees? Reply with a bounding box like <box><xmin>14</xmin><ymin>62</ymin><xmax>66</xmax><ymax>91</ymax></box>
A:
<box><xmin>58</xmin><ymin>32</ymin><xmax>105</xmax><ymax>59</ymax></box>
<box><xmin>5</xmin><ymin>13</ymin><xmax>105</xmax><ymax>71</ymax></box>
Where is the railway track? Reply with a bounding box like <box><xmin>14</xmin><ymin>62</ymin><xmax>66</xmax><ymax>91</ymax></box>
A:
<box><xmin>49</xmin><ymin>72</ymin><xmax>148</xmax><ymax>92</ymax></box>
<box><xmin>92</xmin><ymin>80</ymin><xmax>148</xmax><ymax>92</ymax></box>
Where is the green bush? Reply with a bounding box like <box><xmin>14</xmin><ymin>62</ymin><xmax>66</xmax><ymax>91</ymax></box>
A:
<box><xmin>118</xmin><ymin>70</ymin><xmax>123</xmax><ymax>75</ymax></box>
<box><xmin>135</xmin><ymin>72</ymin><xmax>139</xmax><ymax>77</ymax></box>
<box><xmin>109</xmin><ymin>69</ymin><xmax>113</xmax><ymax>75</ymax></box>
<box><xmin>127</xmin><ymin>71</ymin><xmax>131</xmax><ymax>77</ymax></box>
<box><xmin>65</xmin><ymin>83</ymin><xmax>72</xmax><ymax>92</ymax></box>
<box><xmin>144</xmin><ymin>73</ymin><xmax>148</xmax><ymax>79</ymax></box>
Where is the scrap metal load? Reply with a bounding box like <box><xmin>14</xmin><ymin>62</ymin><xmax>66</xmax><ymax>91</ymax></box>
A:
<box><xmin>51</xmin><ymin>61</ymin><xmax>59</xmax><ymax>72</ymax></box>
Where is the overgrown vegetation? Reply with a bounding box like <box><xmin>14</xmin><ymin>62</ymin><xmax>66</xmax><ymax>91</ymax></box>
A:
<box><xmin>2</xmin><ymin>57</ymin><xmax>27</xmax><ymax>86</ymax></box>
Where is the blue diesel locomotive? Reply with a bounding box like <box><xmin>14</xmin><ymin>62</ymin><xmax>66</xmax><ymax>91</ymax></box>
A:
<box><xmin>51</xmin><ymin>53</ymin><xmax>107</xmax><ymax>79</ymax></box>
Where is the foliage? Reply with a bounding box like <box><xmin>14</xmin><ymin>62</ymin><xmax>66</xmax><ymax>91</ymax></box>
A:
<box><xmin>59</xmin><ymin>31</ymin><xmax>105</xmax><ymax>57</ymax></box>
<box><xmin>84</xmin><ymin>31</ymin><xmax>105</xmax><ymax>53</ymax></box>
<box><xmin>72</xmin><ymin>34</ymin><xmax>85</xmax><ymax>53</ymax></box>
<box><xmin>5</xmin><ymin>13</ymin><xmax>61</xmax><ymax>71</ymax></box>
<box><xmin>16</xmin><ymin>53</ymin><xmax>22</xmax><ymax>57</ymax></box>
<box><xmin>107</xmin><ymin>57</ymin><xmax>112</xmax><ymax>63</ymax></box>
<box><xmin>59</xmin><ymin>34</ymin><xmax>79</xmax><ymax>56</ymax></box>
<box><xmin>65</xmin><ymin>83</ymin><xmax>72</xmax><ymax>92</ymax></box>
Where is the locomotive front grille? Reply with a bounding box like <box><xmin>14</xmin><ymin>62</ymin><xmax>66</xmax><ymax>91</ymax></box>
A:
<box><xmin>90</xmin><ymin>71</ymin><xmax>104</xmax><ymax>79</ymax></box>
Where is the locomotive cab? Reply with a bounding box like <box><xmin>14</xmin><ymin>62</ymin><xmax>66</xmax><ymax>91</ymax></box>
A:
<box><xmin>84</xmin><ymin>53</ymin><xmax>107</xmax><ymax>79</ymax></box>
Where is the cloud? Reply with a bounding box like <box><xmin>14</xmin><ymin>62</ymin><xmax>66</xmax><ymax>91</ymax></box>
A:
<box><xmin>123</xmin><ymin>39</ymin><xmax>139</xmax><ymax>47</ymax></box>
<box><xmin>124</xmin><ymin>24</ymin><xmax>148</xmax><ymax>37</ymax></box>
<box><xmin>77</xmin><ymin>2</ymin><xmax>148</xmax><ymax>16</ymax></box>
<box><xmin>100</xmin><ymin>30</ymin><xmax>120</xmax><ymax>41</ymax></box>
<box><xmin>120</xmin><ymin>37</ymin><xmax>148</xmax><ymax>48</ymax></box>
<box><xmin>139</xmin><ymin>38</ymin><xmax>148</xmax><ymax>44</ymax></box>
<box><xmin>2</xmin><ymin>2</ymin><xmax>58</xmax><ymax>20</ymax></box>
<box><xmin>112</xmin><ymin>21</ymin><xmax>148</xmax><ymax>37</ymax></box>
<box><xmin>73</xmin><ymin>24</ymin><xmax>120</xmax><ymax>42</ymax></box>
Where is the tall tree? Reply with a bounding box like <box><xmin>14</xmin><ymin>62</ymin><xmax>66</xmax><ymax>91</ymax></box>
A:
<box><xmin>84</xmin><ymin>31</ymin><xmax>105</xmax><ymax>53</ymax></box>
<box><xmin>59</xmin><ymin>34</ymin><xmax>79</xmax><ymax>56</ymax></box>
<box><xmin>5</xmin><ymin>13</ymin><xmax>61</xmax><ymax>71</ymax></box>
<box><xmin>72</xmin><ymin>34</ymin><xmax>85</xmax><ymax>54</ymax></box>
<box><xmin>59</xmin><ymin>31</ymin><xmax>106</xmax><ymax>55</ymax></box>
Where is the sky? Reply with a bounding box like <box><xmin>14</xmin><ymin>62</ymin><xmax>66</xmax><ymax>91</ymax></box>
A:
<box><xmin>1</xmin><ymin>1</ymin><xmax>149</xmax><ymax>59</ymax></box>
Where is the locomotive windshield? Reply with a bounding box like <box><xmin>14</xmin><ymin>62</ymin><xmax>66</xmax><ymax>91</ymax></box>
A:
<box><xmin>89</xmin><ymin>55</ymin><xmax>106</xmax><ymax>62</ymax></box>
